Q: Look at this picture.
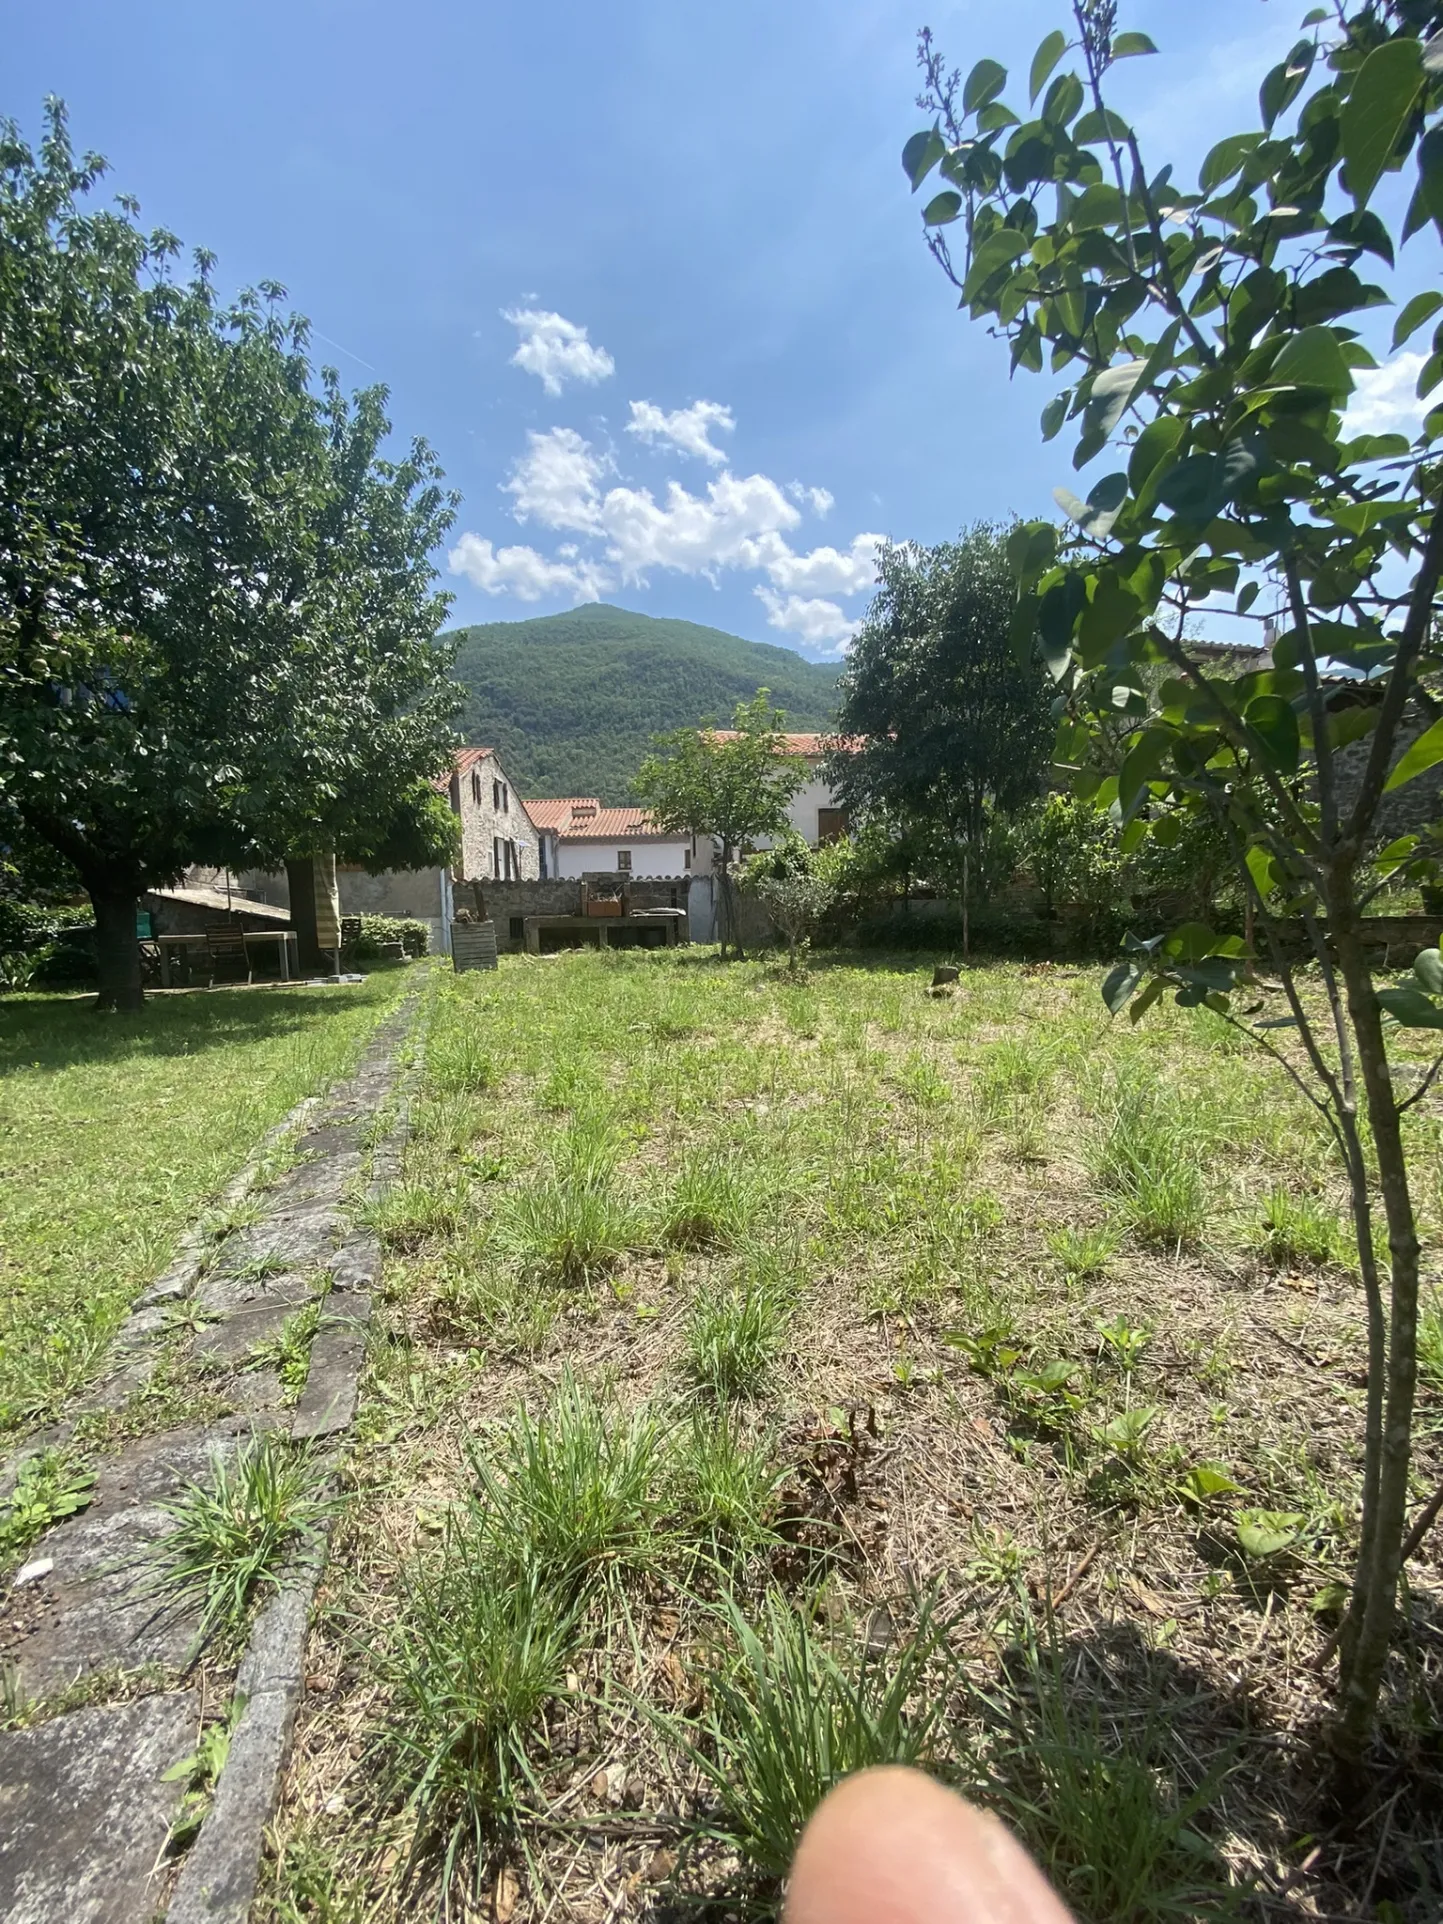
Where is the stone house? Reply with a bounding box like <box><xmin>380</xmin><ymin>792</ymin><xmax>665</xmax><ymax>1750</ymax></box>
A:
<box><xmin>523</xmin><ymin>799</ymin><xmax>691</xmax><ymax>878</ymax></box>
<box><xmin>237</xmin><ymin>744</ymin><xmax>541</xmax><ymax>954</ymax></box>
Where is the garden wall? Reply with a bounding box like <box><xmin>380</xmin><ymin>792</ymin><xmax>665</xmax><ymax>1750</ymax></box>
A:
<box><xmin>473</xmin><ymin>873</ymin><xmax>690</xmax><ymax>951</ymax></box>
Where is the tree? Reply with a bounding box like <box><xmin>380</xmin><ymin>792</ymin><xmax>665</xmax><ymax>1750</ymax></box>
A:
<box><xmin>829</xmin><ymin>526</ymin><xmax>1054</xmax><ymax>953</ymax></box>
<box><xmin>0</xmin><ymin>105</ymin><xmax>331</xmax><ymax>1008</ymax></box>
<box><xmin>221</xmin><ymin>375</ymin><xmax>463</xmax><ymax>971</ymax></box>
<box><xmin>740</xmin><ymin>832</ymin><xmax>840</xmax><ymax>969</ymax></box>
<box><xmin>905</xmin><ymin>2</ymin><xmax>1443</xmax><ymax>1765</ymax></box>
<box><xmin>634</xmin><ymin>691</ymin><xmax>805</xmax><ymax>959</ymax></box>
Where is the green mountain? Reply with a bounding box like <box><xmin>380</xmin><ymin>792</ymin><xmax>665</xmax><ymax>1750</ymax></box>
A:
<box><xmin>446</xmin><ymin>603</ymin><xmax>840</xmax><ymax>803</ymax></box>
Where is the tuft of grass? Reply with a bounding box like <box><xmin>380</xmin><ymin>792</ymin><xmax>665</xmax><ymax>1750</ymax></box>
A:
<box><xmin>363</xmin><ymin>1178</ymin><xmax>467</xmax><ymax>1253</ymax></box>
<box><xmin>661</xmin><ymin>1587</ymin><xmax>955</xmax><ymax>1884</ymax></box>
<box><xmin>425</xmin><ymin>1024</ymin><xmax>494</xmax><ymax>1095</ymax></box>
<box><xmin>382</xmin><ymin>1542</ymin><xmax>579</xmax><ymax>1896</ymax></box>
<box><xmin>466</xmin><ymin>1375</ymin><xmax>669</xmax><ymax>1596</ymax></box>
<box><xmin>684</xmin><ymin>1270</ymin><xmax>791</xmax><ymax>1401</ymax></box>
<box><xmin>670</xmin><ymin>1411</ymin><xmax>785</xmax><ymax>1563</ymax></box>
<box><xmin>1252</xmin><ymin>1188</ymin><xmax>1343</xmax><ymax>1269</ymax></box>
<box><xmin>1047</xmin><ymin>1224</ymin><xmax>1121</xmax><ymax>1284</ymax></box>
<box><xmin>493</xmin><ymin>1132</ymin><xmax>642</xmax><ymax>1287</ymax></box>
<box><xmin>658</xmin><ymin>1152</ymin><xmax>759</xmax><ymax>1251</ymax></box>
<box><xmin>247</xmin><ymin>1300</ymin><xmax>321</xmax><ymax>1401</ymax></box>
<box><xmin>973</xmin><ymin>1633</ymin><xmax>1243</xmax><ymax>1923</ymax></box>
<box><xmin>149</xmin><ymin>1429</ymin><xmax>333</xmax><ymax>1649</ymax></box>
<box><xmin>1419</xmin><ymin>1288</ymin><xmax>1443</xmax><ymax>1396</ymax></box>
<box><xmin>1091</xmin><ymin>1074</ymin><xmax>1208</xmax><ymax>1247</ymax></box>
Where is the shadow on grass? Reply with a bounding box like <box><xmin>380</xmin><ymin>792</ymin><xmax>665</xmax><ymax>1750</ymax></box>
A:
<box><xmin>0</xmin><ymin>979</ymin><xmax>392</xmax><ymax>1074</ymax></box>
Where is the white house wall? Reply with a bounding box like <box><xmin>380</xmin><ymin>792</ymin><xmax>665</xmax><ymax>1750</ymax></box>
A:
<box><xmin>555</xmin><ymin>839</ymin><xmax>692</xmax><ymax>879</ymax></box>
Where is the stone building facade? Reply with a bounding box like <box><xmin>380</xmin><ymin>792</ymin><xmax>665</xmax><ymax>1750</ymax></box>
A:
<box><xmin>478</xmin><ymin>874</ymin><xmax>690</xmax><ymax>952</ymax></box>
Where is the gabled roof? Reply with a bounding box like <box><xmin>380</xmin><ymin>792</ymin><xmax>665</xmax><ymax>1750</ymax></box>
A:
<box><xmin>525</xmin><ymin>798</ymin><xmax>671</xmax><ymax>841</ymax></box>
<box><xmin>432</xmin><ymin>744</ymin><xmax>497</xmax><ymax>793</ymax></box>
<box><xmin>523</xmin><ymin>797</ymin><xmax>602</xmax><ymax>831</ymax></box>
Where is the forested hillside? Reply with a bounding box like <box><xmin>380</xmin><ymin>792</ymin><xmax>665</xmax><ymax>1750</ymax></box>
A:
<box><xmin>447</xmin><ymin>603</ymin><xmax>840</xmax><ymax>801</ymax></box>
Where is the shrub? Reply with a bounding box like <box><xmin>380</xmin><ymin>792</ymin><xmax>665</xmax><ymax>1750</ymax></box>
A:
<box><xmin>350</xmin><ymin>914</ymin><xmax>429</xmax><ymax>959</ymax></box>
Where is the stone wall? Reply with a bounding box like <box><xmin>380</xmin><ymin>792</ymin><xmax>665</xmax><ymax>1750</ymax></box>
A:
<box><xmin>454</xmin><ymin>753</ymin><xmax>541</xmax><ymax>881</ymax></box>
<box><xmin>1330</xmin><ymin>704</ymin><xmax>1443</xmax><ymax>843</ymax></box>
<box><xmin>476</xmin><ymin>873</ymin><xmax>691</xmax><ymax>951</ymax></box>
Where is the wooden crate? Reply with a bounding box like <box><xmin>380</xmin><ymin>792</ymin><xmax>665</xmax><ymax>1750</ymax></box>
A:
<box><xmin>451</xmin><ymin>920</ymin><xmax>498</xmax><ymax>972</ymax></box>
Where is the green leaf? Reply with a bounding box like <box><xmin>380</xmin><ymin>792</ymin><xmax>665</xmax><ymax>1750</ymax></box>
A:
<box><xmin>1181</xmin><ymin>1461</ymin><xmax>1244</xmax><ymax>1502</ymax></box>
<box><xmin>1074</xmin><ymin>106</ymin><xmax>1133</xmax><ymax>144</ymax></box>
<box><xmin>1102</xmin><ymin>960</ymin><xmax>1143</xmax><ymax>1015</ymax></box>
<box><xmin>1029</xmin><ymin>30</ymin><xmax>1067</xmax><ymax>105</ymax></box>
<box><xmin>1111</xmin><ymin>31</ymin><xmax>1157</xmax><ymax>59</ymax></box>
<box><xmin>1260</xmin><ymin>38</ymin><xmax>1315</xmax><ymax>131</ymax></box>
<box><xmin>1342</xmin><ymin>37</ymin><xmax>1423</xmax><ymax>209</ymax></box>
<box><xmin>1269</xmin><ymin>326</ymin><xmax>1354</xmax><ymax>397</ymax></box>
<box><xmin>1415</xmin><ymin>948</ymin><xmax>1443</xmax><ymax>996</ymax></box>
<box><xmin>1384</xmin><ymin>715</ymin><xmax>1443</xmax><ymax>792</ymax></box>
<box><xmin>902</xmin><ymin>129</ymin><xmax>945</xmax><ymax>191</ymax></box>
<box><xmin>1245</xmin><ymin>693</ymin><xmax>1300</xmax><ymax>775</ymax></box>
<box><xmin>1236</xmin><ymin>1509</ymin><xmax>1302</xmax><ymax>1558</ymax></box>
<box><xmin>1128</xmin><ymin>975</ymin><xmax>1166</xmax><ymax>1024</ymax></box>
<box><xmin>1155</xmin><ymin>451</ymin><xmax>1222</xmax><ymax>520</ymax></box>
<box><xmin>1128</xmin><ymin>414</ymin><xmax>1183</xmax><ymax>492</ymax></box>
<box><xmin>963</xmin><ymin>58</ymin><xmax>1008</xmax><ymax>115</ymax></box>
<box><xmin>922</xmin><ymin>190</ymin><xmax>964</xmax><ymax>227</ymax></box>
<box><xmin>1199</xmin><ymin>132</ymin><xmax>1262</xmax><ymax>196</ymax></box>
<box><xmin>1119</xmin><ymin>727</ymin><xmax>1174</xmax><ymax>818</ymax></box>
<box><xmin>1041</xmin><ymin>71</ymin><xmax>1085</xmax><ymax>127</ymax></box>
<box><xmin>1376</xmin><ymin>986</ymin><xmax>1443</xmax><ymax>1029</ymax></box>
<box><xmin>1041</xmin><ymin>393</ymin><xmax>1069</xmax><ymax>441</ymax></box>
<box><xmin>1392</xmin><ymin>291</ymin><xmax>1443</xmax><ymax>352</ymax></box>
<box><xmin>963</xmin><ymin>226</ymin><xmax>1030</xmax><ymax>288</ymax></box>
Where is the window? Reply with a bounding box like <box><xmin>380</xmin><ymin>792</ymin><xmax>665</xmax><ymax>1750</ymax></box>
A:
<box><xmin>616</xmin><ymin>850</ymin><xmax>632</xmax><ymax>873</ymax></box>
<box><xmin>817</xmin><ymin>808</ymin><xmax>849</xmax><ymax>844</ymax></box>
<box><xmin>471</xmin><ymin>770</ymin><xmax>482</xmax><ymax>805</ymax></box>
<box><xmin>509</xmin><ymin>916</ymin><xmax>525</xmax><ymax>943</ymax></box>
<box><xmin>493</xmin><ymin>835</ymin><xmax>503</xmax><ymax>877</ymax></box>
<box><xmin>501</xmin><ymin>783</ymin><xmax>509</xmax><ymax>813</ymax></box>
<box><xmin>683</xmin><ymin>846</ymin><xmax>691</xmax><ymax>870</ymax></box>
<box><xmin>492</xmin><ymin>779</ymin><xmax>501</xmax><ymax>811</ymax></box>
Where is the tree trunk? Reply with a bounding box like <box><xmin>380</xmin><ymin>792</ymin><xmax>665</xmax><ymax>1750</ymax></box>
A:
<box><xmin>962</xmin><ymin>847</ymin><xmax>971</xmax><ymax>961</ymax></box>
<box><xmin>1329</xmin><ymin>888</ymin><xmax>1422</xmax><ymax>1767</ymax></box>
<box><xmin>285</xmin><ymin>858</ymin><xmax>324</xmax><ymax>974</ymax></box>
<box><xmin>88</xmin><ymin>878</ymin><xmax>144</xmax><ymax>1013</ymax></box>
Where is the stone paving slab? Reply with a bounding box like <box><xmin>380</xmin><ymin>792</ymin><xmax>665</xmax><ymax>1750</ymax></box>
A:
<box><xmin>0</xmin><ymin>1690</ymin><xmax>197</xmax><ymax>1923</ymax></box>
<box><xmin>2</xmin><ymin>1417</ymin><xmax>279</xmax><ymax>1696</ymax></box>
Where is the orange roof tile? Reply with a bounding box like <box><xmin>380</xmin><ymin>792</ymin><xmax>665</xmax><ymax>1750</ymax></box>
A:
<box><xmin>431</xmin><ymin>744</ymin><xmax>496</xmax><ymax>792</ymax></box>
<box><xmin>703</xmin><ymin>731</ymin><xmax>857</xmax><ymax>755</ymax></box>
<box><xmin>523</xmin><ymin>797</ymin><xmax>602</xmax><ymax>831</ymax></box>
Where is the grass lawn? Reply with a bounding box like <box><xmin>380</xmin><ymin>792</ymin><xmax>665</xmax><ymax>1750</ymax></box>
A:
<box><xmin>269</xmin><ymin>948</ymin><xmax>1443</xmax><ymax>1923</ymax></box>
<box><xmin>0</xmin><ymin>971</ymin><xmax>413</xmax><ymax>1434</ymax></box>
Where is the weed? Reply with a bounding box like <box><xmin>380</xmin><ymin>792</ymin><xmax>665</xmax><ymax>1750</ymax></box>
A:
<box><xmin>248</xmin><ymin>1301</ymin><xmax>321</xmax><ymax>1399</ymax></box>
<box><xmin>433</xmin><ymin>1260</ymin><xmax>560</xmax><ymax>1355</ymax></box>
<box><xmin>684</xmin><ymin>1273</ymin><xmax>790</xmax><ymax>1401</ymax></box>
<box><xmin>164</xmin><ymin>1699</ymin><xmax>242</xmax><ymax>1851</ymax></box>
<box><xmin>466</xmin><ymin>1376</ymin><xmax>669</xmax><ymax>1596</ymax></box>
<box><xmin>426</xmin><ymin>1024</ymin><xmax>493</xmax><ymax>1095</ymax></box>
<box><xmin>1095</xmin><ymin>1316</ymin><xmax>1151</xmax><ymax>1373</ymax></box>
<box><xmin>1253</xmin><ymin>1188</ymin><xmax>1343</xmax><ymax>1269</ymax></box>
<box><xmin>229</xmin><ymin>1252</ymin><xmax>291</xmax><ymax>1286</ymax></box>
<box><xmin>382</xmin><ymin>1542</ymin><xmax>578</xmax><ymax>1895</ymax></box>
<box><xmin>0</xmin><ymin>1447</ymin><xmax>95</xmax><ymax>1566</ymax></box>
<box><xmin>658</xmin><ymin>1152</ymin><xmax>759</xmax><ymax>1251</ymax></box>
<box><xmin>149</xmin><ymin>1430</ymin><xmax>333</xmax><ymax>1650</ymax></box>
<box><xmin>660</xmin><ymin>1586</ymin><xmax>955</xmax><ymax>1884</ymax></box>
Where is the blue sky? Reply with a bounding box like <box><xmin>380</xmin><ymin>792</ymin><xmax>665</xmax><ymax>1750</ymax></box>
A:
<box><xmin>5</xmin><ymin>1</ymin><xmax>1433</xmax><ymax>658</ymax></box>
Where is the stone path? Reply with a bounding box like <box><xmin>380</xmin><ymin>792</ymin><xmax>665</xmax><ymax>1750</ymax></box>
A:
<box><xmin>0</xmin><ymin>984</ymin><xmax>425</xmax><ymax>1924</ymax></box>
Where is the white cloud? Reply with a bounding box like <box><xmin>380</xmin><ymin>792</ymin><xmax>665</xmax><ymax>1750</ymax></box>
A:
<box><xmin>751</xmin><ymin>531</ymin><xmax>882</xmax><ymax>596</ymax></box>
<box><xmin>502</xmin><ymin>308</ymin><xmax>614</xmax><ymax>396</ymax></box>
<box><xmin>787</xmin><ymin>482</ymin><xmax>834</xmax><ymax>517</ymax></box>
<box><xmin>755</xmin><ymin>587</ymin><xmax>860</xmax><ymax>654</ymax></box>
<box><xmin>1344</xmin><ymin>351</ymin><xmax>1429</xmax><ymax>437</ymax></box>
<box><xmin>504</xmin><ymin>427</ymin><xmax>605</xmax><ymax>532</ymax></box>
<box><xmin>601</xmin><ymin>470</ymin><xmax>801</xmax><ymax>581</ymax></box>
<box><xmin>448</xmin><ymin>533</ymin><xmax>609</xmax><ymax>604</ymax></box>
<box><xmin>626</xmin><ymin>399</ymin><xmax>734</xmax><ymax>465</ymax></box>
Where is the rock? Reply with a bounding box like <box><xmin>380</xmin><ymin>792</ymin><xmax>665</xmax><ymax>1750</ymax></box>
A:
<box><xmin>12</xmin><ymin>1559</ymin><xmax>52</xmax><ymax>1588</ymax></box>
<box><xmin>0</xmin><ymin>1690</ymin><xmax>196</xmax><ymax>1923</ymax></box>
